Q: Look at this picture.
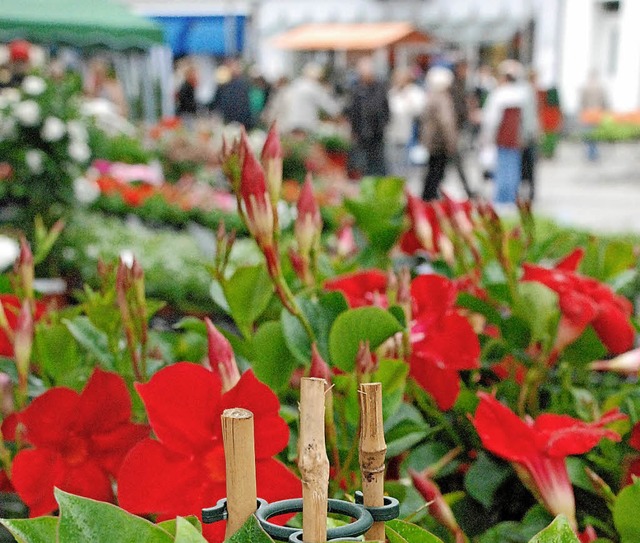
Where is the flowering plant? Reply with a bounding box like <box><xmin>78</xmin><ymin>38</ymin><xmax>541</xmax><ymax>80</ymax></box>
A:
<box><xmin>0</xmin><ymin>126</ymin><xmax>639</xmax><ymax>543</ymax></box>
<box><xmin>0</xmin><ymin>72</ymin><xmax>95</xmax><ymax>232</ymax></box>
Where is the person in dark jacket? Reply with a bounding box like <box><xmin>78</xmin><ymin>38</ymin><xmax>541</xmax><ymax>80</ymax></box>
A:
<box><xmin>345</xmin><ymin>57</ymin><xmax>390</xmax><ymax>177</ymax></box>
<box><xmin>176</xmin><ymin>65</ymin><xmax>198</xmax><ymax>118</ymax></box>
<box><xmin>210</xmin><ymin>59</ymin><xmax>253</xmax><ymax>129</ymax></box>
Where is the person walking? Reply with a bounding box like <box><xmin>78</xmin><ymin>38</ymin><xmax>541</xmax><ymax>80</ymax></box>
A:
<box><xmin>449</xmin><ymin>60</ymin><xmax>476</xmax><ymax>198</ymax></box>
<box><xmin>481</xmin><ymin>60</ymin><xmax>537</xmax><ymax>211</ymax></box>
<box><xmin>420</xmin><ymin>66</ymin><xmax>457</xmax><ymax>201</ymax></box>
<box><xmin>386</xmin><ymin>67</ymin><xmax>425</xmax><ymax>178</ymax></box>
<box><xmin>520</xmin><ymin>68</ymin><xmax>542</xmax><ymax>202</ymax></box>
<box><xmin>209</xmin><ymin>59</ymin><xmax>254</xmax><ymax>129</ymax></box>
<box><xmin>345</xmin><ymin>57</ymin><xmax>390</xmax><ymax>177</ymax></box>
<box><xmin>175</xmin><ymin>64</ymin><xmax>199</xmax><ymax>122</ymax></box>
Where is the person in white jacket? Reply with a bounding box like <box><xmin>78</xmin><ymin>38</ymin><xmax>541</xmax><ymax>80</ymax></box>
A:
<box><xmin>481</xmin><ymin>60</ymin><xmax>538</xmax><ymax>208</ymax></box>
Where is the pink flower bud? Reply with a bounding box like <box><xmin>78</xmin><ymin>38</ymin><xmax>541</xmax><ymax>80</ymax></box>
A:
<box><xmin>335</xmin><ymin>222</ymin><xmax>356</xmax><ymax>258</ymax></box>
<box><xmin>406</xmin><ymin>194</ymin><xmax>434</xmax><ymax>252</ymax></box>
<box><xmin>0</xmin><ymin>372</ymin><xmax>14</xmax><ymax>416</ymax></box>
<box><xmin>409</xmin><ymin>469</ymin><xmax>463</xmax><ymax>541</ymax></box>
<box><xmin>356</xmin><ymin>341</ymin><xmax>377</xmax><ymax>376</ymax></box>
<box><xmin>14</xmin><ymin>301</ymin><xmax>33</xmax><ymax>382</ymax></box>
<box><xmin>590</xmin><ymin>348</ymin><xmax>640</xmax><ymax>376</ymax></box>
<box><xmin>288</xmin><ymin>247</ymin><xmax>309</xmax><ymax>284</ymax></box>
<box><xmin>205</xmin><ymin>317</ymin><xmax>240</xmax><ymax>393</ymax></box>
<box><xmin>239</xmin><ymin>130</ymin><xmax>274</xmax><ymax>247</ymax></box>
<box><xmin>295</xmin><ymin>174</ymin><xmax>322</xmax><ymax>256</ymax></box>
<box><xmin>310</xmin><ymin>343</ymin><xmax>331</xmax><ymax>383</ymax></box>
<box><xmin>14</xmin><ymin>237</ymin><xmax>34</xmax><ymax>300</ymax></box>
<box><xmin>261</xmin><ymin>123</ymin><xmax>283</xmax><ymax>206</ymax></box>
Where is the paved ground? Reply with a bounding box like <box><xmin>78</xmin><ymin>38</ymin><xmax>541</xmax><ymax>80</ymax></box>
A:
<box><xmin>412</xmin><ymin>140</ymin><xmax>640</xmax><ymax>235</ymax></box>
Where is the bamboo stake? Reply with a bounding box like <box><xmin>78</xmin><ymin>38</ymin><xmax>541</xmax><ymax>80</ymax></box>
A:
<box><xmin>359</xmin><ymin>382</ymin><xmax>387</xmax><ymax>541</ymax></box>
<box><xmin>298</xmin><ymin>377</ymin><xmax>330</xmax><ymax>543</ymax></box>
<box><xmin>222</xmin><ymin>408</ymin><xmax>257</xmax><ymax>539</ymax></box>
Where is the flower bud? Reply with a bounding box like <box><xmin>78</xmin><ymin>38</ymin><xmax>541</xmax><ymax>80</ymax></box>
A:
<box><xmin>14</xmin><ymin>301</ymin><xmax>33</xmax><ymax>384</ymax></box>
<box><xmin>205</xmin><ymin>317</ymin><xmax>240</xmax><ymax>393</ymax></box>
<box><xmin>406</xmin><ymin>194</ymin><xmax>434</xmax><ymax>252</ymax></box>
<box><xmin>14</xmin><ymin>237</ymin><xmax>34</xmax><ymax>302</ymax></box>
<box><xmin>220</xmin><ymin>136</ymin><xmax>244</xmax><ymax>192</ymax></box>
<box><xmin>288</xmin><ymin>247</ymin><xmax>309</xmax><ymax>284</ymax></box>
<box><xmin>335</xmin><ymin>222</ymin><xmax>356</xmax><ymax>258</ymax></box>
<box><xmin>590</xmin><ymin>348</ymin><xmax>640</xmax><ymax>376</ymax></box>
<box><xmin>310</xmin><ymin>343</ymin><xmax>332</xmax><ymax>384</ymax></box>
<box><xmin>261</xmin><ymin>123</ymin><xmax>283</xmax><ymax>206</ymax></box>
<box><xmin>295</xmin><ymin>174</ymin><xmax>322</xmax><ymax>257</ymax></box>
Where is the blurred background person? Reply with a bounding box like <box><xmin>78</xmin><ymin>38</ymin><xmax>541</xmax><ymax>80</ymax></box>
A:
<box><xmin>481</xmin><ymin>60</ymin><xmax>537</xmax><ymax>210</ymax></box>
<box><xmin>450</xmin><ymin>59</ymin><xmax>476</xmax><ymax>198</ymax></box>
<box><xmin>175</xmin><ymin>63</ymin><xmax>199</xmax><ymax>123</ymax></box>
<box><xmin>278</xmin><ymin>62</ymin><xmax>340</xmax><ymax>135</ymax></box>
<box><xmin>386</xmin><ymin>66</ymin><xmax>425</xmax><ymax>178</ymax></box>
<box><xmin>261</xmin><ymin>75</ymin><xmax>290</xmax><ymax>127</ymax></box>
<box><xmin>520</xmin><ymin>68</ymin><xmax>542</xmax><ymax>202</ymax></box>
<box><xmin>420</xmin><ymin>66</ymin><xmax>457</xmax><ymax>201</ymax></box>
<box><xmin>85</xmin><ymin>58</ymin><xmax>128</xmax><ymax>117</ymax></box>
<box><xmin>345</xmin><ymin>56</ymin><xmax>389</xmax><ymax>177</ymax></box>
<box><xmin>579</xmin><ymin>69</ymin><xmax>608</xmax><ymax>162</ymax></box>
<box><xmin>209</xmin><ymin>58</ymin><xmax>253</xmax><ymax>129</ymax></box>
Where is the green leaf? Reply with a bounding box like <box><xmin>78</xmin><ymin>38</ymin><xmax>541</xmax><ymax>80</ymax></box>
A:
<box><xmin>385</xmin><ymin>519</ymin><xmax>444</xmax><ymax>543</ymax></box>
<box><xmin>222</xmin><ymin>265</ymin><xmax>273</xmax><ymax>337</ymax></box>
<box><xmin>457</xmin><ymin>292</ymin><xmax>503</xmax><ymax>326</ymax></box>
<box><xmin>1</xmin><ymin>517</ymin><xmax>58</xmax><ymax>543</ymax></box>
<box><xmin>55</xmin><ymin>488</ymin><xmax>173</xmax><ymax>542</ymax></box>
<box><xmin>384</xmin><ymin>403</ymin><xmax>430</xmax><ymax>458</ymax></box>
<box><xmin>225</xmin><ymin>515</ymin><xmax>274</xmax><ymax>542</ymax></box>
<box><xmin>157</xmin><ymin>517</ymin><xmax>201</xmax><ymax>537</ymax></box>
<box><xmin>63</xmin><ymin>316</ymin><xmax>116</xmax><ymax>370</ymax></box>
<box><xmin>252</xmin><ymin>321</ymin><xmax>298</xmax><ymax>391</ymax></box>
<box><xmin>464</xmin><ymin>452</ymin><xmax>511</xmax><ymax>509</ymax></box>
<box><xmin>513</xmin><ymin>282</ymin><xmax>559</xmax><ymax>349</ymax></box>
<box><xmin>329</xmin><ymin>307</ymin><xmax>403</xmax><ymax>371</ymax></box>
<box><xmin>613</xmin><ymin>479</ymin><xmax>640</xmax><ymax>543</ymax></box>
<box><xmin>34</xmin><ymin>322</ymin><xmax>80</xmax><ymax>385</ymax></box>
<box><xmin>174</xmin><ymin>517</ymin><xmax>208</xmax><ymax>542</ymax></box>
<box><xmin>281</xmin><ymin>291</ymin><xmax>348</xmax><ymax>365</ymax></box>
<box><xmin>528</xmin><ymin>515</ymin><xmax>580</xmax><ymax>543</ymax></box>
<box><xmin>372</xmin><ymin>359</ymin><xmax>409</xmax><ymax>421</ymax></box>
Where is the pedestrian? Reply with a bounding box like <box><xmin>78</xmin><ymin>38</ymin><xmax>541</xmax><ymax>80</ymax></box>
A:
<box><xmin>579</xmin><ymin>70</ymin><xmax>608</xmax><ymax>162</ymax></box>
<box><xmin>481</xmin><ymin>60</ymin><xmax>537</xmax><ymax>211</ymax></box>
<box><xmin>278</xmin><ymin>63</ymin><xmax>341</xmax><ymax>135</ymax></box>
<box><xmin>176</xmin><ymin>64</ymin><xmax>199</xmax><ymax>121</ymax></box>
<box><xmin>450</xmin><ymin>60</ymin><xmax>476</xmax><ymax>198</ymax></box>
<box><xmin>520</xmin><ymin>68</ymin><xmax>542</xmax><ymax>202</ymax></box>
<box><xmin>420</xmin><ymin>66</ymin><xmax>457</xmax><ymax>201</ymax></box>
<box><xmin>209</xmin><ymin>58</ymin><xmax>254</xmax><ymax>129</ymax></box>
<box><xmin>345</xmin><ymin>57</ymin><xmax>390</xmax><ymax>177</ymax></box>
<box><xmin>386</xmin><ymin>67</ymin><xmax>425</xmax><ymax>178</ymax></box>
<box><xmin>85</xmin><ymin>59</ymin><xmax>128</xmax><ymax>117</ymax></box>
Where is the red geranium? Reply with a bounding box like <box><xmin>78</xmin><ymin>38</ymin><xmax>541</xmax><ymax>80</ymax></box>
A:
<box><xmin>409</xmin><ymin>275</ymin><xmax>481</xmax><ymax>410</ymax></box>
<box><xmin>9</xmin><ymin>368</ymin><xmax>149</xmax><ymax>516</ymax></box>
<box><xmin>0</xmin><ymin>295</ymin><xmax>46</xmax><ymax>358</ymax></box>
<box><xmin>324</xmin><ymin>269</ymin><xmax>388</xmax><ymax>308</ymax></box>
<box><xmin>117</xmin><ymin>363</ymin><xmax>300</xmax><ymax>543</ymax></box>
<box><xmin>472</xmin><ymin>392</ymin><xmax>625</xmax><ymax>530</ymax></box>
<box><xmin>522</xmin><ymin>248</ymin><xmax>634</xmax><ymax>355</ymax></box>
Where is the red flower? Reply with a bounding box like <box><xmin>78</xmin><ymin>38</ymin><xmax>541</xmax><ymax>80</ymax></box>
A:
<box><xmin>10</xmin><ymin>369</ymin><xmax>149</xmax><ymax>516</ymax></box>
<box><xmin>471</xmin><ymin>392</ymin><xmax>625</xmax><ymax>529</ymax></box>
<box><xmin>522</xmin><ymin>249</ymin><xmax>634</xmax><ymax>355</ymax></box>
<box><xmin>117</xmin><ymin>363</ymin><xmax>300</xmax><ymax>543</ymax></box>
<box><xmin>324</xmin><ymin>269</ymin><xmax>388</xmax><ymax>308</ymax></box>
<box><xmin>0</xmin><ymin>295</ymin><xmax>46</xmax><ymax>358</ymax></box>
<box><xmin>409</xmin><ymin>275</ymin><xmax>481</xmax><ymax>410</ymax></box>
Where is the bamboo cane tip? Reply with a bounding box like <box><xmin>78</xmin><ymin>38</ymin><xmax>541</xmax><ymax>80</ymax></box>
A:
<box><xmin>359</xmin><ymin>382</ymin><xmax>382</xmax><ymax>391</ymax></box>
<box><xmin>222</xmin><ymin>407</ymin><xmax>253</xmax><ymax>419</ymax></box>
<box><xmin>302</xmin><ymin>377</ymin><xmax>327</xmax><ymax>385</ymax></box>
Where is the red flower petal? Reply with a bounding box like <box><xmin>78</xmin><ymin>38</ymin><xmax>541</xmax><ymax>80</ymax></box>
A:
<box><xmin>57</xmin><ymin>460</ymin><xmax>114</xmax><ymax>505</ymax></box>
<box><xmin>220</xmin><ymin>371</ymin><xmax>289</xmax><ymax>459</ymax></box>
<box><xmin>117</xmin><ymin>439</ymin><xmax>207</xmax><ymax>517</ymax></box>
<box><xmin>630</xmin><ymin>422</ymin><xmax>640</xmax><ymax>451</ymax></box>
<box><xmin>410</xmin><ymin>274</ymin><xmax>458</xmax><ymax>321</ymax></box>
<box><xmin>18</xmin><ymin>388</ymin><xmax>79</xmax><ymax>448</ymax></box>
<box><xmin>472</xmin><ymin>393</ymin><xmax>537</xmax><ymax>462</ymax></box>
<box><xmin>410</xmin><ymin>361</ymin><xmax>462</xmax><ymax>411</ymax></box>
<box><xmin>90</xmin><ymin>422</ymin><xmax>150</xmax><ymax>475</ymax></box>
<box><xmin>11</xmin><ymin>449</ymin><xmax>63</xmax><ymax>516</ymax></box>
<box><xmin>324</xmin><ymin>270</ymin><xmax>387</xmax><ymax>308</ymax></box>
<box><xmin>135</xmin><ymin>363</ymin><xmax>221</xmax><ymax>455</ymax></box>
<box><xmin>556</xmin><ymin>248</ymin><xmax>584</xmax><ymax>271</ymax></box>
<box><xmin>591</xmin><ymin>301</ymin><xmax>635</xmax><ymax>354</ymax></box>
<box><xmin>255</xmin><ymin>458</ymin><xmax>301</xmax><ymax>503</ymax></box>
<box><xmin>75</xmin><ymin>369</ymin><xmax>134</xmax><ymax>434</ymax></box>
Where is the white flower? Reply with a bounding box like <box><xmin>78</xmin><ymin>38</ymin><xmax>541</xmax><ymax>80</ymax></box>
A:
<box><xmin>67</xmin><ymin>120</ymin><xmax>87</xmax><ymax>142</ymax></box>
<box><xmin>120</xmin><ymin>249</ymin><xmax>135</xmax><ymax>268</ymax></box>
<box><xmin>73</xmin><ymin>176</ymin><xmax>100</xmax><ymax>204</ymax></box>
<box><xmin>0</xmin><ymin>116</ymin><xmax>16</xmax><ymax>138</ymax></box>
<box><xmin>0</xmin><ymin>235</ymin><xmax>20</xmax><ymax>271</ymax></box>
<box><xmin>1</xmin><ymin>88</ymin><xmax>20</xmax><ymax>104</ymax></box>
<box><xmin>25</xmin><ymin>149</ymin><xmax>44</xmax><ymax>174</ymax></box>
<box><xmin>41</xmin><ymin>116</ymin><xmax>66</xmax><ymax>142</ymax></box>
<box><xmin>68</xmin><ymin>141</ymin><xmax>90</xmax><ymax>163</ymax></box>
<box><xmin>13</xmin><ymin>100</ymin><xmax>40</xmax><ymax>126</ymax></box>
<box><xmin>22</xmin><ymin>75</ymin><xmax>46</xmax><ymax>96</ymax></box>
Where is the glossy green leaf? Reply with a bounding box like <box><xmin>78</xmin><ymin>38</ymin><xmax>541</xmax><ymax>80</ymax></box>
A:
<box><xmin>385</xmin><ymin>519</ymin><xmax>444</xmax><ymax>543</ymax></box>
<box><xmin>174</xmin><ymin>517</ymin><xmax>208</xmax><ymax>542</ymax></box>
<box><xmin>35</xmin><ymin>322</ymin><xmax>81</xmax><ymax>385</ymax></box>
<box><xmin>157</xmin><ymin>516</ymin><xmax>201</xmax><ymax>537</ymax></box>
<box><xmin>222</xmin><ymin>265</ymin><xmax>273</xmax><ymax>337</ymax></box>
<box><xmin>225</xmin><ymin>515</ymin><xmax>274</xmax><ymax>542</ymax></box>
<box><xmin>329</xmin><ymin>307</ymin><xmax>403</xmax><ymax>371</ymax></box>
<box><xmin>1</xmin><ymin>516</ymin><xmax>58</xmax><ymax>543</ymax></box>
<box><xmin>281</xmin><ymin>291</ymin><xmax>348</xmax><ymax>365</ymax></box>
<box><xmin>63</xmin><ymin>316</ymin><xmax>116</xmax><ymax>369</ymax></box>
<box><xmin>55</xmin><ymin>488</ymin><xmax>173</xmax><ymax>542</ymax></box>
<box><xmin>252</xmin><ymin>321</ymin><xmax>298</xmax><ymax>391</ymax></box>
<box><xmin>464</xmin><ymin>452</ymin><xmax>511</xmax><ymax>509</ymax></box>
<box><xmin>528</xmin><ymin>515</ymin><xmax>580</xmax><ymax>543</ymax></box>
<box><xmin>613</xmin><ymin>479</ymin><xmax>640</xmax><ymax>543</ymax></box>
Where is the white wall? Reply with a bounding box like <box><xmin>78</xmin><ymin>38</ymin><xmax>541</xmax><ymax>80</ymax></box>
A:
<box><xmin>612</xmin><ymin>0</ymin><xmax>640</xmax><ymax>111</ymax></box>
